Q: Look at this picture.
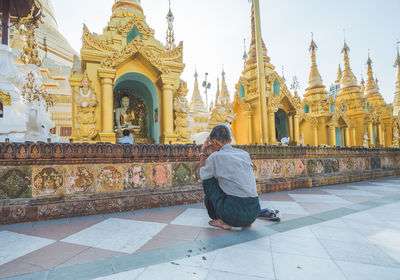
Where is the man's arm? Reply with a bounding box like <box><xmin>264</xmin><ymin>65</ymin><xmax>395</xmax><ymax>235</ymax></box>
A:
<box><xmin>199</xmin><ymin>136</ymin><xmax>211</xmax><ymax>168</ymax></box>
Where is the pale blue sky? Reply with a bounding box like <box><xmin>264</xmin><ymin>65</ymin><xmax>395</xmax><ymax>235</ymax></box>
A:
<box><xmin>53</xmin><ymin>0</ymin><xmax>400</xmax><ymax>104</ymax></box>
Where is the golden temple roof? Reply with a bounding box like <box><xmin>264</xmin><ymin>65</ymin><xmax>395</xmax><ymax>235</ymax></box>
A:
<box><xmin>340</xmin><ymin>41</ymin><xmax>358</xmax><ymax>88</ymax></box>
<box><xmin>112</xmin><ymin>0</ymin><xmax>143</xmax><ymax>15</ymax></box>
<box><xmin>306</xmin><ymin>36</ymin><xmax>324</xmax><ymax>90</ymax></box>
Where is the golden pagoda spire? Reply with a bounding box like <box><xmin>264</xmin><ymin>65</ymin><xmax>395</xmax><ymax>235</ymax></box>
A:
<box><xmin>247</xmin><ymin>2</ymin><xmax>269</xmax><ymax>63</ymax></box>
<box><xmin>394</xmin><ymin>45</ymin><xmax>400</xmax><ymax>116</ymax></box>
<box><xmin>340</xmin><ymin>40</ymin><xmax>358</xmax><ymax>88</ymax></box>
<box><xmin>242</xmin><ymin>38</ymin><xmax>248</xmax><ymax>68</ymax></box>
<box><xmin>165</xmin><ymin>0</ymin><xmax>175</xmax><ymax>51</ymax></box>
<box><xmin>219</xmin><ymin>67</ymin><xmax>230</xmax><ymax>105</ymax></box>
<box><xmin>215</xmin><ymin>77</ymin><xmax>220</xmax><ymax>105</ymax></box>
<box><xmin>189</xmin><ymin>68</ymin><xmax>207</xmax><ymax>113</ymax></box>
<box><xmin>365</xmin><ymin>54</ymin><xmax>379</xmax><ymax>95</ymax></box>
<box><xmin>307</xmin><ymin>33</ymin><xmax>324</xmax><ymax>89</ymax></box>
<box><xmin>335</xmin><ymin>64</ymin><xmax>342</xmax><ymax>83</ymax></box>
<box><xmin>112</xmin><ymin>0</ymin><xmax>143</xmax><ymax>15</ymax></box>
<box><xmin>360</xmin><ymin>73</ymin><xmax>365</xmax><ymax>94</ymax></box>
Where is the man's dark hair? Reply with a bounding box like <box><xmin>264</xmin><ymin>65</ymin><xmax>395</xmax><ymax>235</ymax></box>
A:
<box><xmin>210</xmin><ymin>125</ymin><xmax>231</xmax><ymax>143</ymax></box>
<box><xmin>122</xmin><ymin>129</ymin><xmax>130</xmax><ymax>137</ymax></box>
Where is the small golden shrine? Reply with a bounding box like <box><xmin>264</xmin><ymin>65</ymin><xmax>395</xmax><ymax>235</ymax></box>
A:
<box><xmin>69</xmin><ymin>0</ymin><xmax>185</xmax><ymax>144</ymax></box>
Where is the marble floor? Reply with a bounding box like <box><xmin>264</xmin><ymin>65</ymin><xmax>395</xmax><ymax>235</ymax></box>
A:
<box><xmin>1</xmin><ymin>177</ymin><xmax>400</xmax><ymax>279</ymax></box>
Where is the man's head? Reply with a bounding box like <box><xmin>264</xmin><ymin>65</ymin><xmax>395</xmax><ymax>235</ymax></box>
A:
<box><xmin>209</xmin><ymin>125</ymin><xmax>231</xmax><ymax>150</ymax></box>
<box><xmin>122</xmin><ymin>129</ymin><xmax>130</xmax><ymax>137</ymax></box>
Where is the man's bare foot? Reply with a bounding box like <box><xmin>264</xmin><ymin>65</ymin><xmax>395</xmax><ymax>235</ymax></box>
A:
<box><xmin>209</xmin><ymin>219</ymin><xmax>232</xmax><ymax>230</ymax></box>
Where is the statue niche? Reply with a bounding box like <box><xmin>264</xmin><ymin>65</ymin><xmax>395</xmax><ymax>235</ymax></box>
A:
<box><xmin>114</xmin><ymin>89</ymin><xmax>148</xmax><ymax>140</ymax></box>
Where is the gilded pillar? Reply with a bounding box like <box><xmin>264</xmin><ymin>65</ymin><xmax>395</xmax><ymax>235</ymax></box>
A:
<box><xmin>268</xmin><ymin>111</ymin><xmax>277</xmax><ymax>144</ymax></box>
<box><xmin>351</xmin><ymin>127</ymin><xmax>356</xmax><ymax>146</ymax></box>
<box><xmin>98</xmin><ymin>68</ymin><xmax>116</xmax><ymax>143</ymax></box>
<box><xmin>160</xmin><ymin>76</ymin><xmax>177</xmax><ymax>144</ymax></box>
<box><xmin>294</xmin><ymin>115</ymin><xmax>300</xmax><ymax>144</ymax></box>
<box><xmin>288</xmin><ymin>115</ymin><xmax>293</xmax><ymax>141</ymax></box>
<box><xmin>329</xmin><ymin>125</ymin><xmax>336</xmax><ymax>147</ymax></box>
<box><xmin>378</xmin><ymin>123</ymin><xmax>384</xmax><ymax>146</ymax></box>
<box><xmin>313</xmin><ymin>126</ymin><xmax>318</xmax><ymax>146</ymax></box>
<box><xmin>245</xmin><ymin>111</ymin><xmax>253</xmax><ymax>144</ymax></box>
<box><xmin>345</xmin><ymin>127</ymin><xmax>350</xmax><ymax>147</ymax></box>
<box><xmin>368</xmin><ymin>122</ymin><xmax>373</xmax><ymax>146</ymax></box>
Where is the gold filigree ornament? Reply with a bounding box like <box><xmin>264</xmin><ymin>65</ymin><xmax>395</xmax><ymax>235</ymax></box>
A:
<box><xmin>21</xmin><ymin>72</ymin><xmax>54</xmax><ymax>110</ymax></box>
<box><xmin>0</xmin><ymin>89</ymin><xmax>11</xmax><ymax>106</ymax></box>
<box><xmin>17</xmin><ymin>2</ymin><xmax>44</xmax><ymax>67</ymax></box>
<box><xmin>82</xmin><ymin>24</ymin><xmax>115</xmax><ymax>53</ymax></box>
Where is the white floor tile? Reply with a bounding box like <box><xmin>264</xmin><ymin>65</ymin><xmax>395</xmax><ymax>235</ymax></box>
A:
<box><xmin>260</xmin><ymin>201</ymin><xmax>308</xmax><ymax>216</ymax></box>
<box><xmin>273</xmin><ymin>252</ymin><xmax>347</xmax><ymax>280</ymax></box>
<box><xmin>61</xmin><ymin>218</ymin><xmax>167</xmax><ymax>253</ymax></box>
<box><xmin>0</xmin><ymin>231</ymin><xmax>55</xmax><ymax>266</ymax></box>
<box><xmin>206</xmin><ymin>270</ymin><xmax>273</xmax><ymax>280</ymax></box>
<box><xmin>170</xmin><ymin>209</ymin><xmax>214</xmax><ymax>228</ymax></box>
<box><xmin>210</xmin><ymin>246</ymin><xmax>275</xmax><ymax>279</ymax></box>
<box><xmin>323</xmin><ymin>189</ymin><xmax>381</xmax><ymax>197</ymax></box>
<box><xmin>337</xmin><ymin>261</ymin><xmax>400</xmax><ymax>280</ymax></box>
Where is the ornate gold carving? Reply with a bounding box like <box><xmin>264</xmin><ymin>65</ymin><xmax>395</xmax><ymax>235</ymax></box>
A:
<box><xmin>82</xmin><ymin>24</ymin><xmax>115</xmax><ymax>53</ymax></box>
<box><xmin>21</xmin><ymin>72</ymin><xmax>54</xmax><ymax>109</ymax></box>
<box><xmin>117</xmin><ymin>16</ymin><xmax>155</xmax><ymax>38</ymax></box>
<box><xmin>100</xmin><ymin>37</ymin><xmax>170</xmax><ymax>73</ymax></box>
<box><xmin>74</xmin><ymin>72</ymin><xmax>98</xmax><ymax>140</ymax></box>
<box><xmin>173</xmin><ymin>80</ymin><xmax>190</xmax><ymax>142</ymax></box>
<box><xmin>160</xmin><ymin>42</ymin><xmax>183</xmax><ymax>63</ymax></box>
<box><xmin>0</xmin><ymin>89</ymin><xmax>11</xmax><ymax>106</ymax></box>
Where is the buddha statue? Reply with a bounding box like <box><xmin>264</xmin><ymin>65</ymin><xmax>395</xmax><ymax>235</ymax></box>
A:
<box><xmin>115</xmin><ymin>95</ymin><xmax>137</xmax><ymax>136</ymax></box>
<box><xmin>74</xmin><ymin>72</ymin><xmax>98</xmax><ymax>140</ymax></box>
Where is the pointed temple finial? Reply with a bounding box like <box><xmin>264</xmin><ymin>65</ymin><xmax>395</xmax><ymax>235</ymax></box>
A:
<box><xmin>219</xmin><ymin>68</ymin><xmax>230</xmax><ymax>105</ymax></box>
<box><xmin>242</xmin><ymin>38</ymin><xmax>248</xmax><ymax>68</ymax></box>
<box><xmin>340</xmin><ymin>39</ymin><xmax>357</xmax><ymax>88</ymax></box>
<box><xmin>165</xmin><ymin>0</ymin><xmax>175</xmax><ymax>51</ymax></box>
<box><xmin>247</xmin><ymin>2</ymin><xmax>269</xmax><ymax>62</ymax></box>
<box><xmin>335</xmin><ymin>64</ymin><xmax>342</xmax><ymax>84</ymax></box>
<box><xmin>365</xmin><ymin>53</ymin><xmax>379</xmax><ymax>95</ymax></box>
<box><xmin>307</xmin><ymin>33</ymin><xmax>323</xmax><ymax>89</ymax></box>
<box><xmin>215</xmin><ymin>77</ymin><xmax>220</xmax><ymax>105</ymax></box>
<box><xmin>360</xmin><ymin>71</ymin><xmax>365</xmax><ymax>93</ymax></box>
<box><xmin>282</xmin><ymin>66</ymin><xmax>286</xmax><ymax>82</ymax></box>
<box><xmin>189</xmin><ymin>68</ymin><xmax>207</xmax><ymax>113</ymax></box>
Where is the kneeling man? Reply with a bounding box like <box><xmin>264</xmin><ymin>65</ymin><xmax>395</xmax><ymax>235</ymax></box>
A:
<box><xmin>199</xmin><ymin>125</ymin><xmax>261</xmax><ymax>230</ymax></box>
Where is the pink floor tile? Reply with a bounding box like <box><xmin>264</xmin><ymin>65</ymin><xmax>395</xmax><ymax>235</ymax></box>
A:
<box><xmin>195</xmin><ymin>228</ymin><xmax>228</xmax><ymax>240</ymax></box>
<box><xmin>57</xmin><ymin>247</ymin><xmax>126</xmax><ymax>268</ymax></box>
<box><xmin>297</xmin><ymin>202</ymin><xmax>351</xmax><ymax>214</ymax></box>
<box><xmin>0</xmin><ymin>260</ymin><xmax>46</xmax><ymax>279</ymax></box>
<box><xmin>155</xmin><ymin>224</ymin><xmax>202</xmax><ymax>241</ymax></box>
<box><xmin>10</xmin><ymin>219</ymin><xmax>104</xmax><ymax>240</ymax></box>
<box><xmin>17</xmin><ymin>242</ymin><xmax>89</xmax><ymax>269</ymax></box>
<box><xmin>338</xmin><ymin>195</ymin><xmax>378</xmax><ymax>203</ymax></box>
<box><xmin>295</xmin><ymin>189</ymin><xmax>331</xmax><ymax>195</ymax></box>
<box><xmin>259</xmin><ymin>194</ymin><xmax>295</xmax><ymax>201</ymax></box>
<box><xmin>135</xmin><ymin>237</ymin><xmax>189</xmax><ymax>253</ymax></box>
<box><xmin>119</xmin><ymin>208</ymin><xmax>186</xmax><ymax>224</ymax></box>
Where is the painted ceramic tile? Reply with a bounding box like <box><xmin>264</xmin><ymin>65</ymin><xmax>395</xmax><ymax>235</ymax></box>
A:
<box><xmin>271</xmin><ymin>160</ymin><xmax>283</xmax><ymax>178</ymax></box>
<box><xmin>124</xmin><ymin>164</ymin><xmax>148</xmax><ymax>190</ymax></box>
<box><xmin>345</xmin><ymin>158</ymin><xmax>354</xmax><ymax>170</ymax></box>
<box><xmin>65</xmin><ymin>166</ymin><xmax>95</xmax><ymax>194</ymax></box>
<box><xmin>95</xmin><ymin>166</ymin><xmax>123</xmax><ymax>192</ymax></box>
<box><xmin>306</xmin><ymin>160</ymin><xmax>317</xmax><ymax>175</ymax></box>
<box><xmin>295</xmin><ymin>159</ymin><xmax>305</xmax><ymax>175</ymax></box>
<box><xmin>0</xmin><ymin>167</ymin><xmax>32</xmax><ymax>199</ymax></box>
<box><xmin>285</xmin><ymin>160</ymin><xmax>297</xmax><ymax>177</ymax></box>
<box><xmin>149</xmin><ymin>163</ymin><xmax>172</xmax><ymax>188</ymax></box>
<box><xmin>172</xmin><ymin>163</ymin><xmax>191</xmax><ymax>186</ymax></box>
<box><xmin>256</xmin><ymin>160</ymin><xmax>271</xmax><ymax>180</ymax></box>
<box><xmin>323</xmin><ymin>159</ymin><xmax>339</xmax><ymax>173</ymax></box>
<box><xmin>189</xmin><ymin>162</ymin><xmax>201</xmax><ymax>184</ymax></box>
<box><xmin>315</xmin><ymin>160</ymin><xmax>324</xmax><ymax>174</ymax></box>
<box><xmin>339</xmin><ymin>158</ymin><xmax>347</xmax><ymax>172</ymax></box>
<box><xmin>32</xmin><ymin>167</ymin><xmax>64</xmax><ymax>197</ymax></box>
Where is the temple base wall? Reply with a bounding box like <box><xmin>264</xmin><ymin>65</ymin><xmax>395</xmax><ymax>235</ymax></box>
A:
<box><xmin>1</xmin><ymin>143</ymin><xmax>399</xmax><ymax>225</ymax></box>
